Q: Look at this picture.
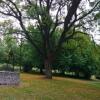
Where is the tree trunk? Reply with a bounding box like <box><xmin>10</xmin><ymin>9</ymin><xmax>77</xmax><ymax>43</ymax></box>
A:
<box><xmin>44</xmin><ymin>59</ymin><xmax>52</xmax><ymax>79</ymax></box>
<box><xmin>40</xmin><ymin>65</ymin><xmax>44</xmax><ymax>74</ymax></box>
<box><xmin>40</xmin><ymin>67</ymin><xmax>43</xmax><ymax>74</ymax></box>
<box><xmin>75</xmin><ymin>71</ymin><xmax>79</xmax><ymax>78</ymax></box>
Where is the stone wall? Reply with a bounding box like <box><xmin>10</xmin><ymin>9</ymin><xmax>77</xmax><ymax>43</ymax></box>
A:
<box><xmin>0</xmin><ymin>71</ymin><xmax>20</xmax><ymax>85</ymax></box>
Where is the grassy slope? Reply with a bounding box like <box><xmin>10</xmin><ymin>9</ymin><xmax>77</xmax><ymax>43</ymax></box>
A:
<box><xmin>0</xmin><ymin>73</ymin><xmax>100</xmax><ymax>100</ymax></box>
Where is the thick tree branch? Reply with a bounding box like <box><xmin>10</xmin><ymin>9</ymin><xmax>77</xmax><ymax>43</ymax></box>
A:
<box><xmin>58</xmin><ymin>0</ymin><xmax>82</xmax><ymax>47</ymax></box>
<box><xmin>50</xmin><ymin>1</ymin><xmax>67</xmax><ymax>37</ymax></box>
<box><xmin>8</xmin><ymin>0</ymin><xmax>22</xmax><ymax>17</ymax></box>
<box><xmin>0</xmin><ymin>11</ymin><xmax>16</xmax><ymax>17</ymax></box>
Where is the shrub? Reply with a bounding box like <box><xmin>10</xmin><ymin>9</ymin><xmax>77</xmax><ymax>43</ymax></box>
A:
<box><xmin>0</xmin><ymin>64</ymin><xmax>14</xmax><ymax>71</ymax></box>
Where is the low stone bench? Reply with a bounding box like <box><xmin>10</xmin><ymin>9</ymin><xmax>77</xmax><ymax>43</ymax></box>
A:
<box><xmin>0</xmin><ymin>71</ymin><xmax>20</xmax><ymax>85</ymax></box>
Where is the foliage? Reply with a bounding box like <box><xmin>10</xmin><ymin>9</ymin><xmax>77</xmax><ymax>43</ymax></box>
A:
<box><xmin>21</xmin><ymin>42</ymin><xmax>43</xmax><ymax>72</ymax></box>
<box><xmin>0</xmin><ymin>64</ymin><xmax>14</xmax><ymax>71</ymax></box>
<box><xmin>53</xmin><ymin>32</ymin><xmax>100</xmax><ymax>78</ymax></box>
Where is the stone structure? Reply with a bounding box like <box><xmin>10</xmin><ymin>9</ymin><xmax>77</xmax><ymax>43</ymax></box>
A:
<box><xmin>0</xmin><ymin>71</ymin><xmax>20</xmax><ymax>85</ymax></box>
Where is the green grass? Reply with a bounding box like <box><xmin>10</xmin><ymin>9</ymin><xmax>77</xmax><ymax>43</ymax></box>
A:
<box><xmin>0</xmin><ymin>73</ymin><xmax>100</xmax><ymax>100</ymax></box>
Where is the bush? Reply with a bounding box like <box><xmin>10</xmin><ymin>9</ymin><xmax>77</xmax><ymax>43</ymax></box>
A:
<box><xmin>23</xmin><ymin>63</ymin><xmax>33</xmax><ymax>72</ymax></box>
<box><xmin>0</xmin><ymin>64</ymin><xmax>14</xmax><ymax>71</ymax></box>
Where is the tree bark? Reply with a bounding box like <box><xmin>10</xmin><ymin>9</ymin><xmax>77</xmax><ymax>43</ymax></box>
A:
<box><xmin>44</xmin><ymin>52</ymin><xmax>54</xmax><ymax>79</ymax></box>
<box><xmin>40</xmin><ymin>67</ymin><xmax>43</xmax><ymax>74</ymax></box>
<box><xmin>44</xmin><ymin>59</ymin><xmax>52</xmax><ymax>79</ymax></box>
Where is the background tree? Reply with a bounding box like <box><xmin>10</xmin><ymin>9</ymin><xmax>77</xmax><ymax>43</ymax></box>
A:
<box><xmin>53</xmin><ymin>32</ymin><xmax>100</xmax><ymax>79</ymax></box>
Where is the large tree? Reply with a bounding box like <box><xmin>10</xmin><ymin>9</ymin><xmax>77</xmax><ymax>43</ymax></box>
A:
<box><xmin>0</xmin><ymin>0</ymin><xmax>99</xmax><ymax>78</ymax></box>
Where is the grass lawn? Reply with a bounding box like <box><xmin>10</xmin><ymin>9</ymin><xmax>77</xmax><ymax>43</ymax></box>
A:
<box><xmin>0</xmin><ymin>73</ymin><xmax>100</xmax><ymax>100</ymax></box>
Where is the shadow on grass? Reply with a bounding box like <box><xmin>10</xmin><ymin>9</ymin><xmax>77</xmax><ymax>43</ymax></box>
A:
<box><xmin>21</xmin><ymin>71</ymin><xmax>99</xmax><ymax>82</ymax></box>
